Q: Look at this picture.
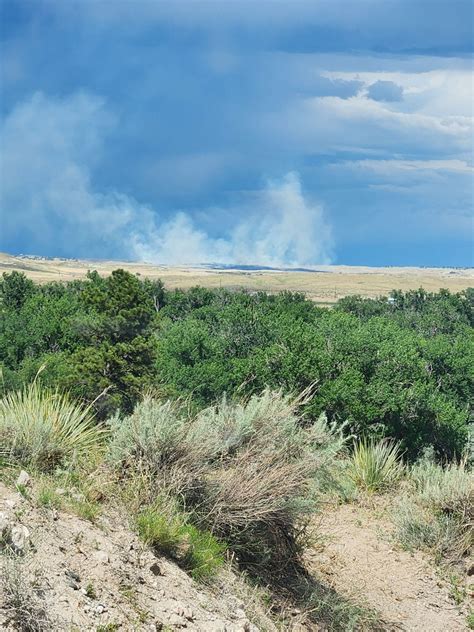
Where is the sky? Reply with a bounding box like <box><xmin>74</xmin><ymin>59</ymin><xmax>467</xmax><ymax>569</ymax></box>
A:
<box><xmin>0</xmin><ymin>0</ymin><xmax>473</xmax><ymax>267</ymax></box>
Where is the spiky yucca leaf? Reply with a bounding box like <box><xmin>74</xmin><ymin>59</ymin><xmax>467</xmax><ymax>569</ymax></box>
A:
<box><xmin>0</xmin><ymin>383</ymin><xmax>106</xmax><ymax>472</ymax></box>
<box><xmin>350</xmin><ymin>438</ymin><xmax>404</xmax><ymax>493</ymax></box>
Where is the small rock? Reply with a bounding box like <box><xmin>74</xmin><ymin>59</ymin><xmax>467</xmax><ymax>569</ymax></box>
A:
<box><xmin>0</xmin><ymin>511</ymin><xmax>11</xmax><ymax>536</ymax></box>
<box><xmin>150</xmin><ymin>562</ymin><xmax>162</xmax><ymax>576</ymax></box>
<box><xmin>65</xmin><ymin>569</ymin><xmax>81</xmax><ymax>582</ymax></box>
<box><xmin>16</xmin><ymin>470</ymin><xmax>30</xmax><ymax>487</ymax></box>
<box><xmin>55</xmin><ymin>488</ymin><xmax>67</xmax><ymax>496</ymax></box>
<box><xmin>5</xmin><ymin>499</ymin><xmax>16</xmax><ymax>509</ymax></box>
<box><xmin>70</xmin><ymin>492</ymin><xmax>85</xmax><ymax>503</ymax></box>
<box><xmin>179</xmin><ymin>607</ymin><xmax>194</xmax><ymax>621</ymax></box>
<box><xmin>233</xmin><ymin>608</ymin><xmax>246</xmax><ymax>620</ymax></box>
<box><xmin>94</xmin><ymin>550</ymin><xmax>110</xmax><ymax>564</ymax></box>
<box><xmin>165</xmin><ymin>613</ymin><xmax>186</xmax><ymax>627</ymax></box>
<box><xmin>95</xmin><ymin>604</ymin><xmax>107</xmax><ymax>615</ymax></box>
<box><xmin>10</xmin><ymin>524</ymin><xmax>30</xmax><ymax>552</ymax></box>
<box><xmin>67</xmin><ymin>579</ymin><xmax>80</xmax><ymax>590</ymax></box>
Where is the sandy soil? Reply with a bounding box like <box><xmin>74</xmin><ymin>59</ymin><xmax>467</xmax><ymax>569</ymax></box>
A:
<box><xmin>1</xmin><ymin>252</ymin><xmax>472</xmax><ymax>304</ymax></box>
<box><xmin>307</xmin><ymin>503</ymin><xmax>470</xmax><ymax>631</ymax></box>
<box><xmin>2</xmin><ymin>477</ymin><xmax>471</xmax><ymax>631</ymax></box>
<box><xmin>0</xmin><ymin>481</ymin><xmax>273</xmax><ymax>631</ymax></box>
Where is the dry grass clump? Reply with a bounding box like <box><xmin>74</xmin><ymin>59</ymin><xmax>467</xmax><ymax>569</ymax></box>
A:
<box><xmin>198</xmin><ymin>445</ymin><xmax>315</xmax><ymax>572</ymax></box>
<box><xmin>1</xmin><ymin>556</ymin><xmax>52</xmax><ymax>631</ymax></box>
<box><xmin>108</xmin><ymin>389</ymin><xmax>346</xmax><ymax>574</ymax></box>
<box><xmin>395</xmin><ymin>456</ymin><xmax>473</xmax><ymax>563</ymax></box>
<box><xmin>0</xmin><ymin>383</ymin><xmax>106</xmax><ymax>472</ymax></box>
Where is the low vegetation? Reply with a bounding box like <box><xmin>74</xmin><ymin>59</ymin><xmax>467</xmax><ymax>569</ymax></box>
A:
<box><xmin>1</xmin><ymin>556</ymin><xmax>52</xmax><ymax>631</ymax></box>
<box><xmin>349</xmin><ymin>439</ymin><xmax>404</xmax><ymax>494</ymax></box>
<box><xmin>395</xmin><ymin>454</ymin><xmax>473</xmax><ymax>564</ymax></box>
<box><xmin>0</xmin><ymin>382</ymin><xmax>105</xmax><ymax>472</ymax></box>
<box><xmin>1</xmin><ymin>271</ymin><xmax>472</xmax><ymax>629</ymax></box>
<box><xmin>108</xmin><ymin>389</ymin><xmax>346</xmax><ymax>577</ymax></box>
<box><xmin>135</xmin><ymin>501</ymin><xmax>226</xmax><ymax>581</ymax></box>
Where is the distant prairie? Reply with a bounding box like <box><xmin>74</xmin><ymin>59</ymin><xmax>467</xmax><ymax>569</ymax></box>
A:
<box><xmin>1</xmin><ymin>252</ymin><xmax>472</xmax><ymax>305</ymax></box>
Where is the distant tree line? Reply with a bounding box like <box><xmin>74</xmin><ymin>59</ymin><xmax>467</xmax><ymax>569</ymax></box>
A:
<box><xmin>1</xmin><ymin>269</ymin><xmax>472</xmax><ymax>459</ymax></box>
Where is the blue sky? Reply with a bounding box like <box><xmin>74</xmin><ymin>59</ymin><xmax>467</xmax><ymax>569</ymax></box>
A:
<box><xmin>1</xmin><ymin>0</ymin><xmax>473</xmax><ymax>267</ymax></box>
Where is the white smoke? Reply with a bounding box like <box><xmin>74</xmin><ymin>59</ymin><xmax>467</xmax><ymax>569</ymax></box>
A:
<box><xmin>132</xmin><ymin>172</ymin><xmax>333</xmax><ymax>266</ymax></box>
<box><xmin>1</xmin><ymin>92</ymin><xmax>333</xmax><ymax>267</ymax></box>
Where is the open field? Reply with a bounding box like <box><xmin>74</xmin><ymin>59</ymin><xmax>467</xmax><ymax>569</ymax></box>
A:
<box><xmin>1</xmin><ymin>252</ymin><xmax>472</xmax><ymax>303</ymax></box>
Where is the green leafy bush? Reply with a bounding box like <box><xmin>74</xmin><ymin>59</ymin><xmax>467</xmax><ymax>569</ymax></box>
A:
<box><xmin>1</xmin><ymin>271</ymin><xmax>472</xmax><ymax>458</ymax></box>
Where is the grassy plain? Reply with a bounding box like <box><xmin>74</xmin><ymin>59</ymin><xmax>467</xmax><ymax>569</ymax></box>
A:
<box><xmin>1</xmin><ymin>252</ymin><xmax>472</xmax><ymax>304</ymax></box>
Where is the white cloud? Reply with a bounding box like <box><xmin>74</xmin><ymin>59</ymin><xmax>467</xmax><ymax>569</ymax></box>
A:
<box><xmin>336</xmin><ymin>159</ymin><xmax>473</xmax><ymax>175</ymax></box>
<box><xmin>0</xmin><ymin>92</ymin><xmax>333</xmax><ymax>266</ymax></box>
<box><xmin>269</xmin><ymin>91</ymin><xmax>472</xmax><ymax>159</ymax></box>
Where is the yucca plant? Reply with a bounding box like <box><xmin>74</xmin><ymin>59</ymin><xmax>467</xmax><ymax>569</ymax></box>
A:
<box><xmin>0</xmin><ymin>382</ymin><xmax>106</xmax><ymax>472</ymax></box>
<box><xmin>350</xmin><ymin>438</ymin><xmax>404</xmax><ymax>493</ymax></box>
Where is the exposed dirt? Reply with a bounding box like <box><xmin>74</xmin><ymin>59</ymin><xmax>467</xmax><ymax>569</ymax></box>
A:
<box><xmin>1</xmin><ymin>478</ymin><xmax>471</xmax><ymax>631</ymax></box>
<box><xmin>0</xmin><ymin>481</ymin><xmax>275</xmax><ymax>631</ymax></box>
<box><xmin>307</xmin><ymin>503</ymin><xmax>470</xmax><ymax>631</ymax></box>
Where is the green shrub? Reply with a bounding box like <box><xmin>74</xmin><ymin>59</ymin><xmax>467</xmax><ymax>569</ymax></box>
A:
<box><xmin>467</xmin><ymin>611</ymin><xmax>474</xmax><ymax>629</ymax></box>
<box><xmin>181</xmin><ymin>524</ymin><xmax>226</xmax><ymax>580</ymax></box>
<box><xmin>0</xmin><ymin>383</ymin><xmax>106</xmax><ymax>472</ymax></box>
<box><xmin>111</xmin><ymin>390</ymin><xmax>346</xmax><ymax>577</ymax></box>
<box><xmin>349</xmin><ymin>439</ymin><xmax>404</xmax><ymax>493</ymax></box>
<box><xmin>36</xmin><ymin>483</ymin><xmax>63</xmax><ymax>510</ymax></box>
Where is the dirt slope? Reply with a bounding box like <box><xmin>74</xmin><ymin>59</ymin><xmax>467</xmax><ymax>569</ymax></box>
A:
<box><xmin>0</xmin><ymin>482</ymin><xmax>273</xmax><ymax>631</ymax></box>
<box><xmin>1</xmin><ymin>480</ymin><xmax>471</xmax><ymax>631</ymax></box>
<box><xmin>307</xmin><ymin>503</ymin><xmax>470</xmax><ymax>631</ymax></box>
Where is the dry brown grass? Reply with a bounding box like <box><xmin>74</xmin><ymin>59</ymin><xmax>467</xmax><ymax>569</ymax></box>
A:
<box><xmin>1</xmin><ymin>556</ymin><xmax>52</xmax><ymax>631</ymax></box>
<box><xmin>1</xmin><ymin>252</ymin><xmax>472</xmax><ymax>304</ymax></box>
